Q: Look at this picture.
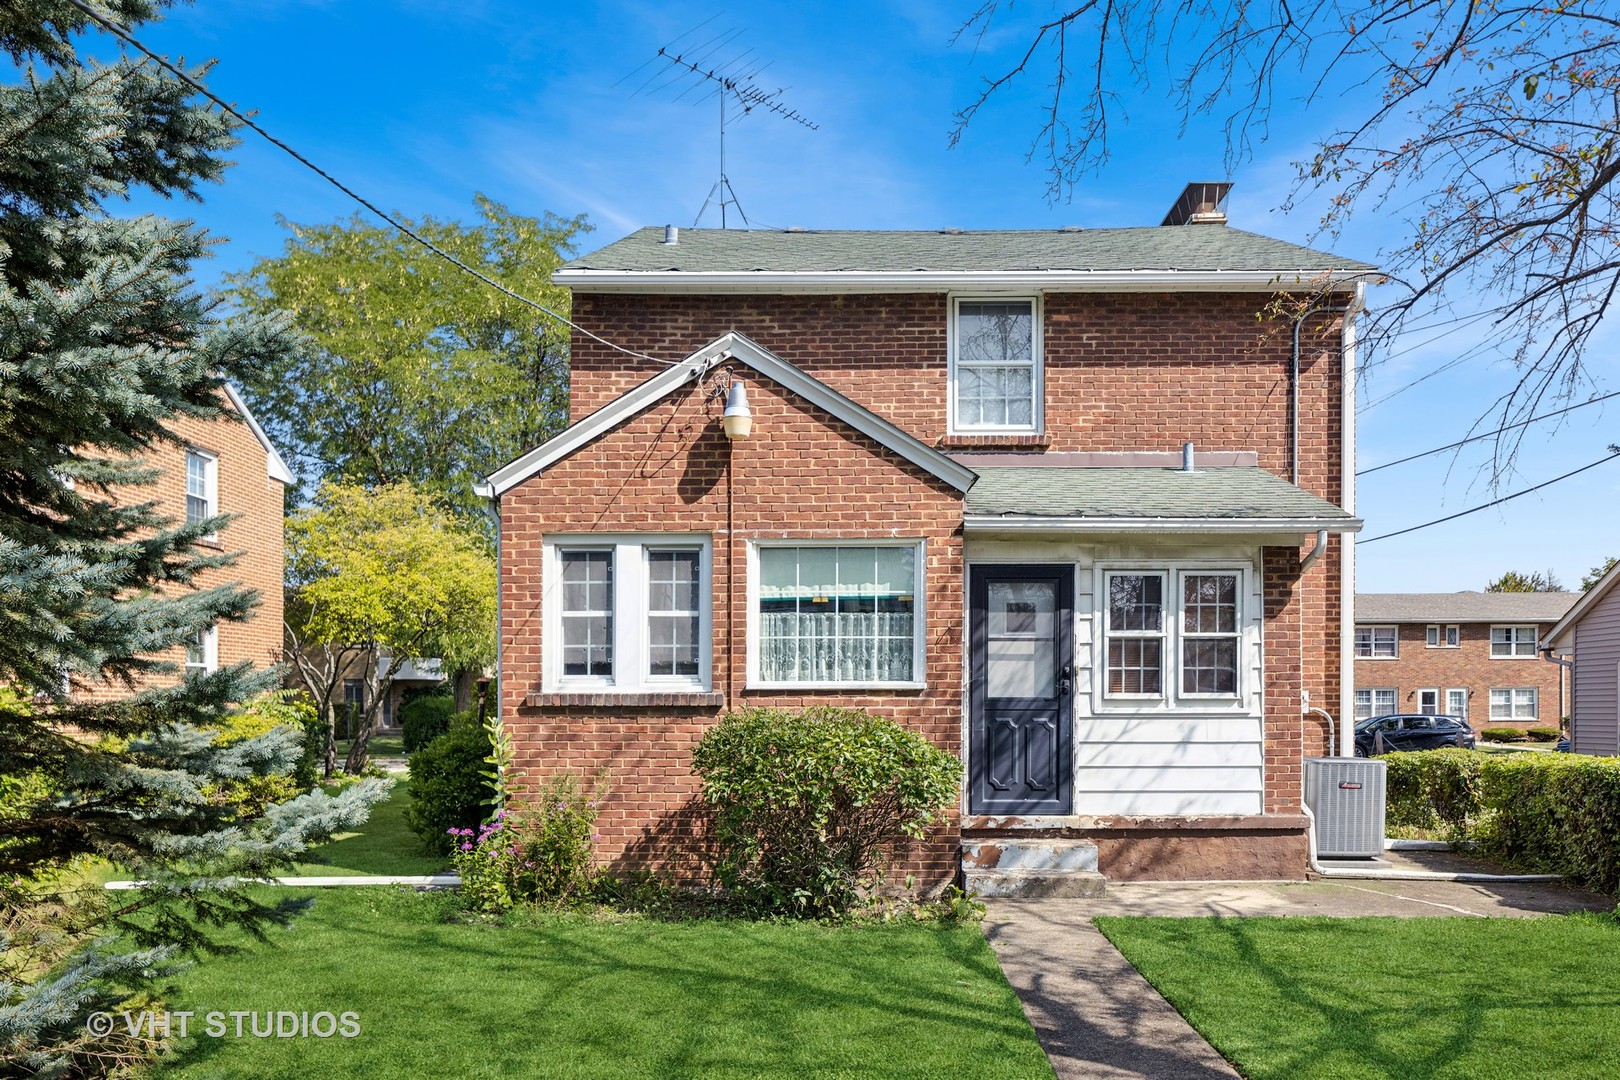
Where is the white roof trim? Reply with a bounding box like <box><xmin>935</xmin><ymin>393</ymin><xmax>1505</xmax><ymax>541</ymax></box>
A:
<box><xmin>478</xmin><ymin>332</ymin><xmax>977</xmax><ymax>498</ymax></box>
<box><xmin>221</xmin><ymin>382</ymin><xmax>295</xmax><ymax>485</ymax></box>
<box><xmin>1544</xmin><ymin>560</ymin><xmax>1620</xmax><ymax>651</ymax></box>
<box><xmin>963</xmin><ymin>514</ymin><xmax>1363</xmax><ymax>535</ymax></box>
<box><xmin>553</xmin><ymin>268</ymin><xmax>1374</xmax><ymax>295</ymax></box>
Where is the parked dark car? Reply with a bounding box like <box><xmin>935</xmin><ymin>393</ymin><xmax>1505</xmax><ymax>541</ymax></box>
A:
<box><xmin>1353</xmin><ymin>713</ymin><xmax>1477</xmax><ymax>756</ymax></box>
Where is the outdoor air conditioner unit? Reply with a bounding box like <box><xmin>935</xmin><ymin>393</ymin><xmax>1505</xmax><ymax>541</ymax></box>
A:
<box><xmin>1303</xmin><ymin>757</ymin><xmax>1386</xmax><ymax>858</ymax></box>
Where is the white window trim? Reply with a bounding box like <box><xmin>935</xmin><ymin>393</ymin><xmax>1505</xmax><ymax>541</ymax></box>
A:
<box><xmin>1489</xmin><ymin>686</ymin><xmax>1539</xmax><ymax>721</ymax></box>
<box><xmin>1416</xmin><ymin>688</ymin><xmax>1440</xmax><ymax>714</ymax></box>
<box><xmin>1098</xmin><ymin>564</ymin><xmax>1248</xmax><ymax>707</ymax></box>
<box><xmin>1446</xmin><ymin>687</ymin><xmax>1469</xmax><ymax>718</ymax></box>
<box><xmin>946</xmin><ymin>294</ymin><xmax>1044</xmax><ymax>436</ymax></box>
<box><xmin>1489</xmin><ymin>624</ymin><xmax>1539</xmax><ymax>659</ymax></box>
<box><xmin>746</xmin><ymin>539</ymin><xmax>927</xmax><ymax>691</ymax></box>
<box><xmin>1355</xmin><ymin>687</ymin><xmax>1398</xmax><ymax>721</ymax></box>
<box><xmin>542</xmin><ymin>535</ymin><xmax>713</xmax><ymax>693</ymax></box>
<box><xmin>1355</xmin><ymin>624</ymin><xmax>1399</xmax><ymax>659</ymax></box>
<box><xmin>184</xmin><ymin>625</ymin><xmax>218</xmax><ymax>676</ymax></box>
<box><xmin>1426</xmin><ymin>624</ymin><xmax>1460</xmax><ymax>649</ymax></box>
<box><xmin>185</xmin><ymin>447</ymin><xmax>218</xmax><ymax>540</ymax></box>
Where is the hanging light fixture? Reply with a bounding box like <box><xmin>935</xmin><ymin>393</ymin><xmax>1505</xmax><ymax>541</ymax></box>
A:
<box><xmin>721</xmin><ymin>379</ymin><xmax>752</xmax><ymax>439</ymax></box>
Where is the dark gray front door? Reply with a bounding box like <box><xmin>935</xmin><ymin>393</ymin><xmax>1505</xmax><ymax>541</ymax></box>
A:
<box><xmin>969</xmin><ymin>565</ymin><xmax>1074</xmax><ymax>815</ymax></box>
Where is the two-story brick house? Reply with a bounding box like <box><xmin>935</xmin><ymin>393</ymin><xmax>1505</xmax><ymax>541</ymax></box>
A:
<box><xmin>480</xmin><ymin>187</ymin><xmax>1371</xmax><ymax>887</ymax></box>
<box><xmin>1353</xmin><ymin>592</ymin><xmax>1576</xmax><ymax>729</ymax></box>
<box><xmin>74</xmin><ymin>384</ymin><xmax>293</xmax><ymax>701</ymax></box>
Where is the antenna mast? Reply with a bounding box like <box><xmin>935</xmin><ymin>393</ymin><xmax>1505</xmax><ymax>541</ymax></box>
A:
<box><xmin>632</xmin><ymin>33</ymin><xmax>818</xmax><ymax>229</ymax></box>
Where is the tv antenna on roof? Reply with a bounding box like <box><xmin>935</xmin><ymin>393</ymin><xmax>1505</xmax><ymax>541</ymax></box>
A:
<box><xmin>627</xmin><ymin>22</ymin><xmax>818</xmax><ymax>229</ymax></box>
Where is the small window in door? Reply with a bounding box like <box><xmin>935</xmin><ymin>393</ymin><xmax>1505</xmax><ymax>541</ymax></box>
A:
<box><xmin>1417</xmin><ymin>688</ymin><xmax>1440</xmax><ymax>715</ymax></box>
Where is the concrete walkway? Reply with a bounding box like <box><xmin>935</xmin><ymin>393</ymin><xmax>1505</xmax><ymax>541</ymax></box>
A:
<box><xmin>984</xmin><ymin>865</ymin><xmax>1612</xmax><ymax>1079</ymax></box>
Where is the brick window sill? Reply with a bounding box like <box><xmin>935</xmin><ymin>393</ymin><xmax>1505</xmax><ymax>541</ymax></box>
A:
<box><xmin>937</xmin><ymin>434</ymin><xmax>1052</xmax><ymax>450</ymax></box>
<box><xmin>523</xmin><ymin>691</ymin><xmax>725</xmax><ymax>710</ymax></box>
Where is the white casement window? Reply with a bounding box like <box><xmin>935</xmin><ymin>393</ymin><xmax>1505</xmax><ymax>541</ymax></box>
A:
<box><xmin>1355</xmin><ymin>687</ymin><xmax>1398</xmax><ymax>721</ymax></box>
<box><xmin>1103</xmin><ymin>570</ymin><xmax>1242</xmax><ymax>701</ymax></box>
<box><xmin>1426</xmin><ymin>624</ymin><xmax>1460</xmax><ymax>648</ymax></box>
<box><xmin>949</xmin><ymin>297</ymin><xmax>1041</xmax><ymax>434</ymax></box>
<box><xmin>1490</xmin><ymin>625</ymin><xmax>1537</xmax><ymax>658</ymax></box>
<box><xmin>1417</xmin><ymin>688</ymin><xmax>1440</xmax><ymax>715</ymax></box>
<box><xmin>749</xmin><ymin>542</ymin><xmax>924</xmax><ymax>689</ymax></box>
<box><xmin>1446</xmin><ymin>688</ymin><xmax>1469</xmax><ymax>718</ymax></box>
<box><xmin>1490</xmin><ymin>687</ymin><xmax>1539</xmax><ymax>721</ymax></box>
<box><xmin>1354</xmin><ymin>625</ymin><xmax>1398</xmax><ymax>659</ymax></box>
<box><xmin>545</xmin><ymin>536</ymin><xmax>712</xmax><ymax>692</ymax></box>
<box><xmin>183</xmin><ymin>626</ymin><xmax>217</xmax><ymax>675</ymax></box>
<box><xmin>185</xmin><ymin>449</ymin><xmax>217</xmax><ymax>534</ymax></box>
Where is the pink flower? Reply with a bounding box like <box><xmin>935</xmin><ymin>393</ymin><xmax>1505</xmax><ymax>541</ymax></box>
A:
<box><xmin>460</xmin><ymin>842</ymin><xmax>474</xmax><ymax>851</ymax></box>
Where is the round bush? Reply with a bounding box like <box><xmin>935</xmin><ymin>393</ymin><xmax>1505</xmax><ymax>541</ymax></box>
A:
<box><xmin>404</xmin><ymin>724</ymin><xmax>496</xmax><ymax>853</ymax></box>
<box><xmin>400</xmin><ymin>694</ymin><xmax>456</xmax><ymax>752</ymax></box>
<box><xmin>691</xmin><ymin>706</ymin><xmax>961</xmax><ymax>917</ymax></box>
<box><xmin>1480</xmin><ymin>727</ymin><xmax>1528</xmax><ymax>743</ymax></box>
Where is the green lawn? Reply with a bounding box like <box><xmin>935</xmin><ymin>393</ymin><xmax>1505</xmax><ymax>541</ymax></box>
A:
<box><xmin>1097</xmin><ymin>915</ymin><xmax>1620</xmax><ymax>1080</ymax></box>
<box><xmin>152</xmin><ymin>889</ymin><xmax>1052</xmax><ymax>1079</ymax></box>
<box><xmin>288</xmin><ymin>785</ymin><xmax>447</xmax><ymax>877</ymax></box>
<box><xmin>338</xmin><ymin>734</ymin><xmax>405</xmax><ymax>758</ymax></box>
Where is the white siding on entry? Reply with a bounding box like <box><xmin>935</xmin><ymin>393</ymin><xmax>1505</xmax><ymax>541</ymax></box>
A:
<box><xmin>1572</xmin><ymin>589</ymin><xmax>1620</xmax><ymax>755</ymax></box>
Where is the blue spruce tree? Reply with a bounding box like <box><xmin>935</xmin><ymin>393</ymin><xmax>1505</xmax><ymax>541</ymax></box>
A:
<box><xmin>0</xmin><ymin>4</ymin><xmax>387</xmax><ymax>1073</ymax></box>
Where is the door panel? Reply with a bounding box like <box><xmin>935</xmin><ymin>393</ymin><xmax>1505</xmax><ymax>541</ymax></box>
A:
<box><xmin>970</xmin><ymin>566</ymin><xmax>1074</xmax><ymax>815</ymax></box>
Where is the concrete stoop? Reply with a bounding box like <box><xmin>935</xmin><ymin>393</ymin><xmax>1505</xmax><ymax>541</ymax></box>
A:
<box><xmin>962</xmin><ymin>839</ymin><xmax>1107</xmax><ymax>898</ymax></box>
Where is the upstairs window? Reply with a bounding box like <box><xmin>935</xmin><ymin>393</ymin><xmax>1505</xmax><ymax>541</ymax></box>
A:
<box><xmin>184</xmin><ymin>626</ymin><xmax>216</xmax><ymax>675</ymax></box>
<box><xmin>1355</xmin><ymin>625</ymin><xmax>1397</xmax><ymax>659</ymax></box>
<box><xmin>185</xmin><ymin>449</ymin><xmax>217</xmax><ymax>535</ymax></box>
<box><xmin>950</xmin><ymin>298</ymin><xmax>1041</xmax><ymax>434</ymax></box>
<box><xmin>1490</xmin><ymin>625</ymin><xmax>1537</xmax><ymax>658</ymax></box>
<box><xmin>1426</xmin><ymin>624</ymin><xmax>1460</xmax><ymax>648</ymax></box>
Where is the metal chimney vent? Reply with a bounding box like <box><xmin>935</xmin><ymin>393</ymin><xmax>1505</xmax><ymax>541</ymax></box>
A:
<box><xmin>1162</xmin><ymin>182</ymin><xmax>1233</xmax><ymax>226</ymax></box>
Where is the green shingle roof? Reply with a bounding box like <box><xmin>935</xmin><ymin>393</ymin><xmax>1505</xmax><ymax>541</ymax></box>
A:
<box><xmin>965</xmin><ymin>466</ymin><xmax>1358</xmax><ymax>525</ymax></box>
<box><xmin>560</xmin><ymin>226</ymin><xmax>1375</xmax><ymax>274</ymax></box>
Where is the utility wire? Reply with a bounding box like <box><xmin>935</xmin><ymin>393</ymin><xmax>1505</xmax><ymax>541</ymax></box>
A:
<box><xmin>65</xmin><ymin>0</ymin><xmax>679</xmax><ymax>369</ymax></box>
<box><xmin>1358</xmin><ymin>391</ymin><xmax>1620</xmax><ymax>476</ymax></box>
<box><xmin>1360</xmin><ymin>447</ymin><xmax>1620</xmax><ymax>545</ymax></box>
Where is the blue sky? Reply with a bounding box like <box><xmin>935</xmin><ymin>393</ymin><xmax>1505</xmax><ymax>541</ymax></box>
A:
<box><xmin>109</xmin><ymin>0</ymin><xmax>1619</xmax><ymax>594</ymax></box>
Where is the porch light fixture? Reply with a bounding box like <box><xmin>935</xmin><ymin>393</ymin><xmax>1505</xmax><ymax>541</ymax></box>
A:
<box><xmin>722</xmin><ymin>379</ymin><xmax>753</xmax><ymax>439</ymax></box>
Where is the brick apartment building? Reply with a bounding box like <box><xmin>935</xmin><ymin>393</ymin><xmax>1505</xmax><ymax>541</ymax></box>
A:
<box><xmin>479</xmin><ymin>186</ymin><xmax>1372</xmax><ymax>887</ymax></box>
<box><xmin>74</xmin><ymin>385</ymin><xmax>292</xmax><ymax>701</ymax></box>
<box><xmin>1353</xmin><ymin>592</ymin><xmax>1577</xmax><ymax>729</ymax></box>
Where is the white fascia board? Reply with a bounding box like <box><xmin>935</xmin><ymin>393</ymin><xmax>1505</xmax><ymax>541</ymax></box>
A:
<box><xmin>221</xmin><ymin>382</ymin><xmax>296</xmax><ymax>485</ymax></box>
<box><xmin>1544</xmin><ymin>559</ymin><xmax>1620</xmax><ymax>650</ymax></box>
<box><xmin>553</xmin><ymin>268</ymin><xmax>1376</xmax><ymax>294</ymax></box>
<box><xmin>962</xmin><ymin>515</ymin><xmax>1364</xmax><ymax>535</ymax></box>
<box><xmin>478</xmin><ymin>331</ymin><xmax>977</xmax><ymax>497</ymax></box>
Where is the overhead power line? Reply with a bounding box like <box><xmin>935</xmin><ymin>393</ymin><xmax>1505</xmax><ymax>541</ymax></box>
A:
<box><xmin>1358</xmin><ymin>391</ymin><xmax>1620</xmax><ymax>476</ymax></box>
<box><xmin>1360</xmin><ymin>447</ymin><xmax>1620</xmax><ymax>545</ymax></box>
<box><xmin>64</xmin><ymin>0</ymin><xmax>677</xmax><ymax>369</ymax></box>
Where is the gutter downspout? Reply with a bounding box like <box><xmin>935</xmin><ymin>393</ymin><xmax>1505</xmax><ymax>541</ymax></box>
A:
<box><xmin>476</xmin><ymin>483</ymin><xmax>502</xmax><ymax>731</ymax></box>
<box><xmin>1298</xmin><ymin>529</ymin><xmax>1330</xmax><ymax>574</ymax></box>
<box><xmin>1541</xmin><ymin>647</ymin><xmax>1574</xmax><ymax>727</ymax></box>
<box><xmin>1339</xmin><ymin>283</ymin><xmax>1363</xmax><ymax>756</ymax></box>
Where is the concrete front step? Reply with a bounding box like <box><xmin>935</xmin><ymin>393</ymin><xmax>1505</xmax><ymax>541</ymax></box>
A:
<box><xmin>962</xmin><ymin>839</ymin><xmax>1107</xmax><ymax>898</ymax></box>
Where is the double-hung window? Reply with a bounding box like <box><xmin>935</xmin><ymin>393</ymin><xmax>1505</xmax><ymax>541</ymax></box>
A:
<box><xmin>1490</xmin><ymin>687</ymin><xmax>1538</xmax><ymax>721</ymax></box>
<box><xmin>1103</xmin><ymin>570</ymin><xmax>1243</xmax><ymax>702</ymax></box>
<box><xmin>1490</xmin><ymin>625</ymin><xmax>1537</xmax><ymax>658</ymax></box>
<box><xmin>1355</xmin><ymin>687</ymin><xmax>1397</xmax><ymax>721</ymax></box>
<box><xmin>1426</xmin><ymin>624</ymin><xmax>1459</xmax><ymax>648</ymax></box>
<box><xmin>950</xmin><ymin>298</ymin><xmax>1040</xmax><ymax>433</ymax></box>
<box><xmin>185</xmin><ymin>449</ymin><xmax>217</xmax><ymax>536</ymax></box>
<box><xmin>751</xmin><ymin>542</ymin><xmax>924</xmax><ymax>688</ymax></box>
<box><xmin>548</xmin><ymin>537</ymin><xmax>711</xmax><ymax>692</ymax></box>
<box><xmin>1355</xmin><ymin>625</ymin><xmax>1398</xmax><ymax>659</ymax></box>
<box><xmin>183</xmin><ymin>626</ymin><xmax>216</xmax><ymax>676</ymax></box>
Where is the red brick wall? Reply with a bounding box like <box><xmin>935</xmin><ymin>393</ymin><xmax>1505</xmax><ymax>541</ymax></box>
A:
<box><xmin>76</xmin><ymin>396</ymin><xmax>286</xmax><ymax>701</ymax></box>
<box><xmin>499</xmin><ymin>367</ymin><xmax>966</xmax><ymax>883</ymax></box>
<box><xmin>1353</xmin><ymin>622</ymin><xmax>1567</xmax><ymax>727</ymax></box>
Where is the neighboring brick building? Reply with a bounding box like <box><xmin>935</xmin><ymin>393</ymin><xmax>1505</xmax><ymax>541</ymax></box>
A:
<box><xmin>1353</xmin><ymin>592</ymin><xmax>1576</xmax><ymax>729</ymax></box>
<box><xmin>75</xmin><ymin>385</ymin><xmax>293</xmax><ymax>701</ymax></box>
<box><xmin>480</xmin><ymin>185</ymin><xmax>1371</xmax><ymax>887</ymax></box>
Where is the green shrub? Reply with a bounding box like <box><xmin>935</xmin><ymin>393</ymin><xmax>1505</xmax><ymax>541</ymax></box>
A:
<box><xmin>451</xmin><ymin>777</ymin><xmax>597</xmax><ymax>912</ymax></box>
<box><xmin>1382</xmin><ymin>749</ymin><xmax>1486</xmax><ymax>837</ymax></box>
<box><xmin>205</xmin><ymin>691</ymin><xmax>322</xmax><ymax>814</ymax></box>
<box><xmin>691</xmin><ymin>707</ymin><xmax>961</xmax><ymax>917</ymax></box>
<box><xmin>405</xmin><ymin>724</ymin><xmax>496</xmax><ymax>853</ymax></box>
<box><xmin>401</xmin><ymin>694</ymin><xmax>456</xmax><ymax>752</ymax></box>
<box><xmin>1477</xmin><ymin>754</ymin><xmax>1620</xmax><ymax>894</ymax></box>
<box><xmin>1527</xmin><ymin>726</ymin><xmax>1560</xmax><ymax>743</ymax></box>
<box><xmin>1480</xmin><ymin>727</ymin><xmax>1528</xmax><ymax>743</ymax></box>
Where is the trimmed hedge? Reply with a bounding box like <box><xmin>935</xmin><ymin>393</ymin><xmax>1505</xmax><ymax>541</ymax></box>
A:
<box><xmin>1527</xmin><ymin>726</ymin><xmax>1561</xmax><ymax>743</ymax></box>
<box><xmin>405</xmin><ymin>721</ymin><xmax>496</xmax><ymax>853</ymax></box>
<box><xmin>401</xmin><ymin>694</ymin><xmax>456</xmax><ymax>752</ymax></box>
<box><xmin>1384</xmin><ymin>749</ymin><xmax>1620</xmax><ymax>894</ymax></box>
<box><xmin>1480</xmin><ymin>727</ymin><xmax>1527</xmax><ymax>743</ymax></box>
